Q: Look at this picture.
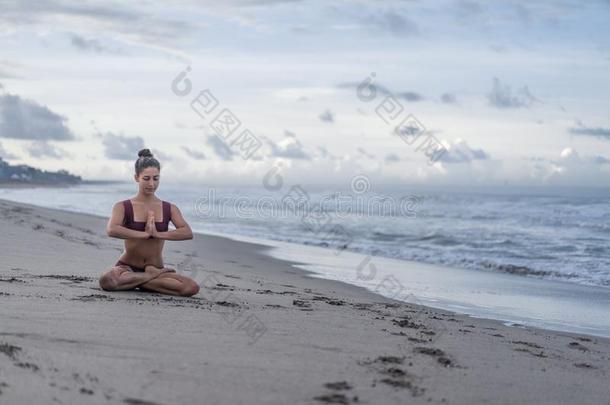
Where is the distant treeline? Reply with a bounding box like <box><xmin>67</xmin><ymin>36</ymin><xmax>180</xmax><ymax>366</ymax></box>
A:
<box><xmin>0</xmin><ymin>157</ymin><xmax>81</xmax><ymax>185</ymax></box>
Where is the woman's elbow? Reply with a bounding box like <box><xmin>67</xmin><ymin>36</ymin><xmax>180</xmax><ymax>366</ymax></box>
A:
<box><xmin>106</xmin><ymin>226</ymin><xmax>117</xmax><ymax>238</ymax></box>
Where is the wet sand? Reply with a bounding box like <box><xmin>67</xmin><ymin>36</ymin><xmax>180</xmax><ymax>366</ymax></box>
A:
<box><xmin>0</xmin><ymin>198</ymin><xmax>609</xmax><ymax>404</ymax></box>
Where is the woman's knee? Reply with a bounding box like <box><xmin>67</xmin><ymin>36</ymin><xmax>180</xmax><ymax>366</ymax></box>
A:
<box><xmin>99</xmin><ymin>268</ymin><xmax>122</xmax><ymax>291</ymax></box>
<box><xmin>179</xmin><ymin>280</ymin><xmax>200</xmax><ymax>297</ymax></box>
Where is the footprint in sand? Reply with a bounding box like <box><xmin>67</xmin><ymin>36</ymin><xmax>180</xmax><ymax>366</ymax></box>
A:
<box><xmin>292</xmin><ymin>299</ymin><xmax>311</xmax><ymax>308</ymax></box>
<box><xmin>357</xmin><ymin>355</ymin><xmax>425</xmax><ymax>397</ymax></box>
<box><xmin>568</xmin><ymin>341</ymin><xmax>589</xmax><ymax>351</ymax></box>
<box><xmin>0</xmin><ymin>342</ymin><xmax>41</xmax><ymax>374</ymax></box>
<box><xmin>313</xmin><ymin>393</ymin><xmax>355</xmax><ymax>404</ymax></box>
<box><xmin>324</xmin><ymin>381</ymin><xmax>352</xmax><ymax>391</ymax></box>
<box><xmin>0</xmin><ymin>342</ymin><xmax>22</xmax><ymax>360</ymax></box>
<box><xmin>123</xmin><ymin>398</ymin><xmax>166</xmax><ymax>405</ymax></box>
<box><xmin>414</xmin><ymin>347</ymin><xmax>455</xmax><ymax>367</ymax></box>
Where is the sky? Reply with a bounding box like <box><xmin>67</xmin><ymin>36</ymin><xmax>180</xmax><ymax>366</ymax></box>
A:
<box><xmin>0</xmin><ymin>0</ymin><xmax>609</xmax><ymax>187</ymax></box>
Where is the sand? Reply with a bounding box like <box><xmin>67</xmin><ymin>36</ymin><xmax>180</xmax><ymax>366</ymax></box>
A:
<box><xmin>0</xmin><ymin>197</ymin><xmax>609</xmax><ymax>405</ymax></box>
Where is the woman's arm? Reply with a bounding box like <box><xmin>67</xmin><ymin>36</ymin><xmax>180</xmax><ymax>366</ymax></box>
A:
<box><xmin>106</xmin><ymin>202</ymin><xmax>150</xmax><ymax>240</ymax></box>
<box><xmin>155</xmin><ymin>203</ymin><xmax>193</xmax><ymax>241</ymax></box>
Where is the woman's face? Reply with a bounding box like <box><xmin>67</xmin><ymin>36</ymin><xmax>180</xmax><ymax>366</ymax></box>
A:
<box><xmin>135</xmin><ymin>167</ymin><xmax>160</xmax><ymax>195</ymax></box>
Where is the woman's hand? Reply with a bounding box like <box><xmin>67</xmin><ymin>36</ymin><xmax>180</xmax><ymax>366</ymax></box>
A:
<box><xmin>145</xmin><ymin>210</ymin><xmax>159</xmax><ymax>239</ymax></box>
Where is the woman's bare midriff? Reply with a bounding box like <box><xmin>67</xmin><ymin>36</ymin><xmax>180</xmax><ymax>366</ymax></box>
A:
<box><xmin>118</xmin><ymin>238</ymin><xmax>165</xmax><ymax>269</ymax></box>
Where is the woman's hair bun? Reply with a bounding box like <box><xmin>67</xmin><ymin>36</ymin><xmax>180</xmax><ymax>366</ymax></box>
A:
<box><xmin>138</xmin><ymin>148</ymin><xmax>153</xmax><ymax>158</ymax></box>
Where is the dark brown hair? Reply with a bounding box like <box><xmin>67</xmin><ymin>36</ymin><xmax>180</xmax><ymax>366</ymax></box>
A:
<box><xmin>135</xmin><ymin>148</ymin><xmax>161</xmax><ymax>176</ymax></box>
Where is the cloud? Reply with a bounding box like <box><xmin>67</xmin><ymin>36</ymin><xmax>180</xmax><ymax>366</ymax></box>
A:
<box><xmin>318</xmin><ymin>109</ymin><xmax>334</xmax><ymax>123</ymax></box>
<box><xmin>0</xmin><ymin>94</ymin><xmax>75</xmax><ymax>141</ymax></box>
<box><xmin>547</xmin><ymin>148</ymin><xmax>610</xmax><ymax>181</ymax></box>
<box><xmin>181</xmin><ymin>146</ymin><xmax>206</xmax><ymax>160</ymax></box>
<box><xmin>266</xmin><ymin>130</ymin><xmax>311</xmax><ymax>159</ymax></box>
<box><xmin>454</xmin><ymin>0</ymin><xmax>484</xmax><ymax>22</ymax></box>
<box><xmin>0</xmin><ymin>2</ymin><xmax>201</xmax><ymax>57</ymax></box>
<box><xmin>519</xmin><ymin>147</ymin><xmax>610</xmax><ymax>185</ymax></box>
<box><xmin>316</xmin><ymin>145</ymin><xmax>329</xmax><ymax>158</ymax></box>
<box><xmin>384</xmin><ymin>153</ymin><xmax>401</xmax><ymax>163</ymax></box>
<box><xmin>568</xmin><ymin>120</ymin><xmax>610</xmax><ymax>139</ymax></box>
<box><xmin>397</xmin><ymin>91</ymin><xmax>424</xmax><ymax>102</ymax></box>
<box><xmin>0</xmin><ymin>141</ymin><xmax>18</xmax><ymax>160</ymax></box>
<box><xmin>489</xmin><ymin>44</ymin><xmax>509</xmax><ymax>53</ymax></box>
<box><xmin>439</xmin><ymin>138</ymin><xmax>490</xmax><ymax>164</ymax></box>
<box><xmin>26</xmin><ymin>140</ymin><xmax>70</xmax><ymax>159</ymax></box>
<box><xmin>0</xmin><ymin>63</ymin><xmax>18</xmax><ymax>79</ymax></box>
<box><xmin>101</xmin><ymin>132</ymin><xmax>145</xmax><ymax>160</ymax></box>
<box><xmin>357</xmin><ymin>147</ymin><xmax>375</xmax><ymax>159</ymax></box>
<box><xmin>153</xmin><ymin>150</ymin><xmax>174</xmax><ymax>161</ymax></box>
<box><xmin>337</xmin><ymin>82</ymin><xmax>425</xmax><ymax>103</ymax></box>
<box><xmin>440</xmin><ymin>92</ymin><xmax>458</xmax><ymax>104</ymax></box>
<box><xmin>69</xmin><ymin>33</ymin><xmax>113</xmax><ymax>53</ymax></box>
<box><xmin>362</xmin><ymin>10</ymin><xmax>419</xmax><ymax>36</ymax></box>
<box><xmin>487</xmin><ymin>77</ymin><xmax>538</xmax><ymax>109</ymax></box>
<box><xmin>315</xmin><ymin>145</ymin><xmax>341</xmax><ymax>160</ymax></box>
<box><xmin>206</xmin><ymin>135</ymin><xmax>235</xmax><ymax>161</ymax></box>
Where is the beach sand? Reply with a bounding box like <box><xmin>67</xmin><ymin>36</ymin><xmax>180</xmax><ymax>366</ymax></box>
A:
<box><xmin>0</xmin><ymin>197</ymin><xmax>609</xmax><ymax>405</ymax></box>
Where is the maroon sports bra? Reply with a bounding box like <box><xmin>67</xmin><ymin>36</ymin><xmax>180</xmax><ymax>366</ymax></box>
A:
<box><xmin>122</xmin><ymin>199</ymin><xmax>172</xmax><ymax>232</ymax></box>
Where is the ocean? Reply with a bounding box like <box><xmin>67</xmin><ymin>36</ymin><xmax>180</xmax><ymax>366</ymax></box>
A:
<box><xmin>2</xmin><ymin>182</ymin><xmax>609</xmax><ymax>337</ymax></box>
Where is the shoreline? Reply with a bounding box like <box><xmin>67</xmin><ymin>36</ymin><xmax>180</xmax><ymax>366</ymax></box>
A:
<box><xmin>1</xmin><ymin>197</ymin><xmax>609</xmax><ymax>403</ymax></box>
<box><xmin>197</xmin><ymin>228</ymin><xmax>610</xmax><ymax>339</ymax></box>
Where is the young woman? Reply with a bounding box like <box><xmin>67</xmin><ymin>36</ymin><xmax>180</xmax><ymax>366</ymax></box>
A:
<box><xmin>98</xmin><ymin>149</ymin><xmax>200</xmax><ymax>297</ymax></box>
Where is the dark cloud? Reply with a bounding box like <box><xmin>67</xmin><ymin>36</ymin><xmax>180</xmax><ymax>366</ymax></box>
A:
<box><xmin>568</xmin><ymin>120</ymin><xmax>610</xmax><ymax>139</ymax></box>
<box><xmin>593</xmin><ymin>155</ymin><xmax>610</xmax><ymax>164</ymax></box>
<box><xmin>27</xmin><ymin>140</ymin><xmax>70</xmax><ymax>159</ymax></box>
<box><xmin>363</xmin><ymin>10</ymin><xmax>419</xmax><ymax>36</ymax></box>
<box><xmin>439</xmin><ymin>139</ymin><xmax>489</xmax><ymax>164</ymax></box>
<box><xmin>384</xmin><ymin>153</ymin><xmax>401</xmax><ymax>163</ymax></box>
<box><xmin>69</xmin><ymin>34</ymin><xmax>112</xmax><ymax>53</ymax></box>
<box><xmin>102</xmin><ymin>132</ymin><xmax>145</xmax><ymax>160</ymax></box>
<box><xmin>337</xmin><ymin>82</ymin><xmax>425</xmax><ymax>103</ymax></box>
<box><xmin>0</xmin><ymin>94</ymin><xmax>75</xmax><ymax>141</ymax></box>
<box><xmin>357</xmin><ymin>147</ymin><xmax>375</xmax><ymax>159</ymax></box>
<box><xmin>206</xmin><ymin>135</ymin><xmax>235</xmax><ymax>160</ymax></box>
<box><xmin>182</xmin><ymin>146</ymin><xmax>206</xmax><ymax>160</ymax></box>
<box><xmin>440</xmin><ymin>92</ymin><xmax>458</xmax><ymax>104</ymax></box>
<box><xmin>315</xmin><ymin>145</ymin><xmax>341</xmax><ymax>160</ymax></box>
<box><xmin>319</xmin><ymin>109</ymin><xmax>334</xmax><ymax>123</ymax></box>
<box><xmin>397</xmin><ymin>91</ymin><xmax>424</xmax><ymax>102</ymax></box>
<box><xmin>266</xmin><ymin>130</ymin><xmax>310</xmax><ymax>159</ymax></box>
<box><xmin>487</xmin><ymin>77</ymin><xmax>538</xmax><ymax>109</ymax></box>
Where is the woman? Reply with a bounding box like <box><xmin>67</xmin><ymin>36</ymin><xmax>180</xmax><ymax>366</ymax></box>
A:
<box><xmin>98</xmin><ymin>149</ymin><xmax>200</xmax><ymax>297</ymax></box>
